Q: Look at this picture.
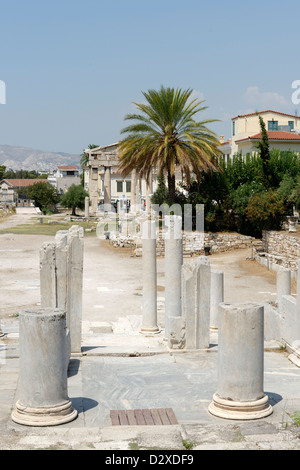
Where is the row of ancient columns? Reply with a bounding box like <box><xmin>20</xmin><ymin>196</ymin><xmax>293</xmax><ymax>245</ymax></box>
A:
<box><xmin>10</xmin><ymin>219</ymin><xmax>274</xmax><ymax>425</ymax></box>
<box><xmin>89</xmin><ymin>166</ymin><xmax>153</xmax><ymax>214</ymax></box>
<box><xmin>140</xmin><ymin>217</ymin><xmax>273</xmax><ymax>420</ymax></box>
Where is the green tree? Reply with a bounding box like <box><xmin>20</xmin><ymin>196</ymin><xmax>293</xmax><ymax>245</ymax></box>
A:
<box><xmin>151</xmin><ymin>173</ymin><xmax>169</xmax><ymax>205</ymax></box>
<box><xmin>0</xmin><ymin>165</ymin><xmax>6</xmax><ymax>180</ymax></box>
<box><xmin>289</xmin><ymin>176</ymin><xmax>300</xmax><ymax>211</ymax></box>
<box><xmin>256</xmin><ymin>115</ymin><xmax>271</xmax><ymax>188</ymax></box>
<box><xmin>225</xmin><ymin>154</ymin><xmax>263</xmax><ymax>191</ymax></box>
<box><xmin>230</xmin><ymin>181</ymin><xmax>265</xmax><ymax>234</ymax></box>
<box><xmin>26</xmin><ymin>182</ymin><xmax>60</xmax><ymax>213</ymax></box>
<box><xmin>118</xmin><ymin>86</ymin><xmax>222</xmax><ymax>205</ymax></box>
<box><xmin>268</xmin><ymin>149</ymin><xmax>300</xmax><ymax>188</ymax></box>
<box><xmin>3</xmin><ymin>168</ymin><xmax>15</xmax><ymax>179</ymax></box>
<box><xmin>245</xmin><ymin>189</ymin><xmax>286</xmax><ymax>237</ymax></box>
<box><xmin>60</xmin><ymin>184</ymin><xmax>88</xmax><ymax>216</ymax></box>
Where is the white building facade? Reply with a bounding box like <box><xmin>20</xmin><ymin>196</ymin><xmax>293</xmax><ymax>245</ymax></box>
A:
<box><xmin>218</xmin><ymin>110</ymin><xmax>300</xmax><ymax>159</ymax></box>
<box><xmin>229</xmin><ymin>110</ymin><xmax>300</xmax><ymax>157</ymax></box>
<box><xmin>47</xmin><ymin>166</ymin><xmax>81</xmax><ymax>194</ymax></box>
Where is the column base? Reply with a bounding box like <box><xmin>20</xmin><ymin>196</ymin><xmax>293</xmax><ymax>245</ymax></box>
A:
<box><xmin>140</xmin><ymin>326</ymin><xmax>161</xmax><ymax>335</ymax></box>
<box><xmin>208</xmin><ymin>393</ymin><xmax>272</xmax><ymax>420</ymax></box>
<box><xmin>11</xmin><ymin>400</ymin><xmax>78</xmax><ymax>427</ymax></box>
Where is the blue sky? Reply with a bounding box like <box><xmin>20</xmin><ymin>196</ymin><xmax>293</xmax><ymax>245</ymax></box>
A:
<box><xmin>0</xmin><ymin>0</ymin><xmax>299</xmax><ymax>154</ymax></box>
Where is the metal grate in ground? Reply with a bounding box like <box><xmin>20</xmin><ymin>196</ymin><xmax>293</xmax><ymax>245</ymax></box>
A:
<box><xmin>110</xmin><ymin>408</ymin><xmax>178</xmax><ymax>426</ymax></box>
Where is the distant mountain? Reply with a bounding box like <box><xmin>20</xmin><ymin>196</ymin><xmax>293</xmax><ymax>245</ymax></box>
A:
<box><xmin>0</xmin><ymin>145</ymin><xmax>81</xmax><ymax>172</ymax></box>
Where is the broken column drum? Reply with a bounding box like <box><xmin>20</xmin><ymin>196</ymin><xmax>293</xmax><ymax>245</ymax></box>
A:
<box><xmin>140</xmin><ymin>220</ymin><xmax>160</xmax><ymax>334</ymax></box>
<box><xmin>209</xmin><ymin>302</ymin><xmax>272</xmax><ymax>420</ymax></box>
<box><xmin>39</xmin><ymin>226</ymin><xmax>84</xmax><ymax>355</ymax></box>
<box><xmin>180</xmin><ymin>256</ymin><xmax>211</xmax><ymax>350</ymax></box>
<box><xmin>11</xmin><ymin>308</ymin><xmax>78</xmax><ymax>426</ymax></box>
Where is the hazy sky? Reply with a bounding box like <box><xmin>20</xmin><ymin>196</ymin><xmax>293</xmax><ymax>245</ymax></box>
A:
<box><xmin>0</xmin><ymin>0</ymin><xmax>299</xmax><ymax>154</ymax></box>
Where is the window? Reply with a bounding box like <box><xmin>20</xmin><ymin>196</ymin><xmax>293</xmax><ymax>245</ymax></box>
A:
<box><xmin>232</xmin><ymin>121</ymin><xmax>235</xmax><ymax>136</ymax></box>
<box><xmin>126</xmin><ymin>181</ymin><xmax>131</xmax><ymax>193</ymax></box>
<box><xmin>289</xmin><ymin>121</ymin><xmax>294</xmax><ymax>130</ymax></box>
<box><xmin>268</xmin><ymin>121</ymin><xmax>278</xmax><ymax>131</ymax></box>
<box><xmin>116</xmin><ymin>181</ymin><xmax>123</xmax><ymax>193</ymax></box>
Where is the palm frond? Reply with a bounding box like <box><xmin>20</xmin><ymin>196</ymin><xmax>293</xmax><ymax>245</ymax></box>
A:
<box><xmin>117</xmin><ymin>86</ymin><xmax>222</xmax><ymax>200</ymax></box>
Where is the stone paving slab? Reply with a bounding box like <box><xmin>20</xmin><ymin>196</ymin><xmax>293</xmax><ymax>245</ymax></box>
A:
<box><xmin>1</xmin><ymin>327</ymin><xmax>300</xmax><ymax>450</ymax></box>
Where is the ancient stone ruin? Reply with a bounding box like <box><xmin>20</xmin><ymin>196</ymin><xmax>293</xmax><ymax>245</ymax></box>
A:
<box><xmin>11</xmin><ymin>217</ymin><xmax>300</xmax><ymax>426</ymax></box>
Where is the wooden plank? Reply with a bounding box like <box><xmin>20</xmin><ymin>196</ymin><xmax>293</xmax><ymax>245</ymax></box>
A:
<box><xmin>158</xmin><ymin>408</ymin><xmax>170</xmax><ymax>425</ymax></box>
<box><xmin>143</xmin><ymin>409</ymin><xmax>154</xmax><ymax>425</ymax></box>
<box><xmin>118</xmin><ymin>410</ymin><xmax>128</xmax><ymax>425</ymax></box>
<box><xmin>165</xmin><ymin>408</ymin><xmax>178</xmax><ymax>425</ymax></box>
<box><xmin>111</xmin><ymin>408</ymin><xmax>178</xmax><ymax>426</ymax></box>
<box><xmin>110</xmin><ymin>410</ymin><xmax>120</xmax><ymax>426</ymax></box>
<box><xmin>150</xmin><ymin>409</ymin><xmax>163</xmax><ymax>425</ymax></box>
<box><xmin>126</xmin><ymin>410</ymin><xmax>137</xmax><ymax>425</ymax></box>
<box><xmin>135</xmin><ymin>409</ymin><xmax>146</xmax><ymax>425</ymax></box>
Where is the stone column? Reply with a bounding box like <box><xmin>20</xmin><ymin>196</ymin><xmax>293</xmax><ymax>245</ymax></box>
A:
<box><xmin>140</xmin><ymin>220</ymin><xmax>160</xmax><ymax>334</ymax></box>
<box><xmin>145</xmin><ymin>172</ymin><xmax>153</xmax><ymax>212</ymax></box>
<box><xmin>210</xmin><ymin>270</ymin><xmax>224</xmax><ymax>330</ymax></box>
<box><xmin>66</xmin><ymin>226</ymin><xmax>84</xmax><ymax>354</ymax></box>
<box><xmin>130</xmin><ymin>169</ymin><xmax>137</xmax><ymax>213</ymax></box>
<box><xmin>39</xmin><ymin>226</ymin><xmax>84</xmax><ymax>355</ymax></box>
<box><xmin>88</xmin><ymin>166</ymin><xmax>99</xmax><ymax>216</ymax></box>
<box><xmin>104</xmin><ymin>166</ymin><xmax>112</xmax><ymax>211</ymax></box>
<box><xmin>136</xmin><ymin>178</ymin><xmax>142</xmax><ymax>212</ymax></box>
<box><xmin>197</xmin><ymin>257</ymin><xmax>211</xmax><ymax>349</ymax></box>
<box><xmin>54</xmin><ymin>231</ymin><xmax>69</xmax><ymax>310</ymax></box>
<box><xmin>85</xmin><ymin>196</ymin><xmax>90</xmax><ymax>218</ymax></box>
<box><xmin>277</xmin><ymin>268</ymin><xmax>291</xmax><ymax>312</ymax></box>
<box><xmin>11</xmin><ymin>308</ymin><xmax>78</xmax><ymax>426</ymax></box>
<box><xmin>209</xmin><ymin>302</ymin><xmax>272</xmax><ymax>420</ymax></box>
<box><xmin>164</xmin><ymin>215</ymin><xmax>183</xmax><ymax>340</ymax></box>
<box><xmin>40</xmin><ymin>242</ymin><xmax>57</xmax><ymax>309</ymax></box>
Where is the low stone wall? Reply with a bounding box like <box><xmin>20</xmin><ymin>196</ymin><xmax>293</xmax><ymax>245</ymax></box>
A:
<box><xmin>261</xmin><ymin>230</ymin><xmax>300</xmax><ymax>271</ymax></box>
<box><xmin>109</xmin><ymin>230</ymin><xmax>261</xmax><ymax>257</ymax></box>
<box><xmin>155</xmin><ymin>231</ymin><xmax>259</xmax><ymax>257</ymax></box>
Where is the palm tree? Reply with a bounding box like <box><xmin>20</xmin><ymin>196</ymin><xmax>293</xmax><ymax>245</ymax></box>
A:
<box><xmin>117</xmin><ymin>86</ymin><xmax>222</xmax><ymax>205</ymax></box>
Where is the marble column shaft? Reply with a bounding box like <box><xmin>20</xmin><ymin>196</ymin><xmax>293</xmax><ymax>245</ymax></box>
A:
<box><xmin>209</xmin><ymin>302</ymin><xmax>272</xmax><ymax>420</ymax></box>
<box><xmin>104</xmin><ymin>166</ymin><xmax>112</xmax><ymax>210</ymax></box>
<box><xmin>141</xmin><ymin>220</ymin><xmax>159</xmax><ymax>333</ymax></box>
<box><xmin>164</xmin><ymin>215</ymin><xmax>183</xmax><ymax>340</ymax></box>
<box><xmin>210</xmin><ymin>270</ymin><xmax>224</xmax><ymax>330</ymax></box>
<box><xmin>11</xmin><ymin>308</ymin><xmax>77</xmax><ymax>426</ymax></box>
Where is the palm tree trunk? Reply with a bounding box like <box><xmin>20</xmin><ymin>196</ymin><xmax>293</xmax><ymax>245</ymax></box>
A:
<box><xmin>167</xmin><ymin>169</ymin><xmax>176</xmax><ymax>205</ymax></box>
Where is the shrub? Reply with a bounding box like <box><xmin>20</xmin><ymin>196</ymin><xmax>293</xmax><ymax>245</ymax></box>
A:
<box><xmin>245</xmin><ymin>189</ymin><xmax>286</xmax><ymax>237</ymax></box>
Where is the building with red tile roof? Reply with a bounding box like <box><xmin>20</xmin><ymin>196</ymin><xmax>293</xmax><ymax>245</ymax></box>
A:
<box><xmin>221</xmin><ymin>110</ymin><xmax>300</xmax><ymax>158</ymax></box>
